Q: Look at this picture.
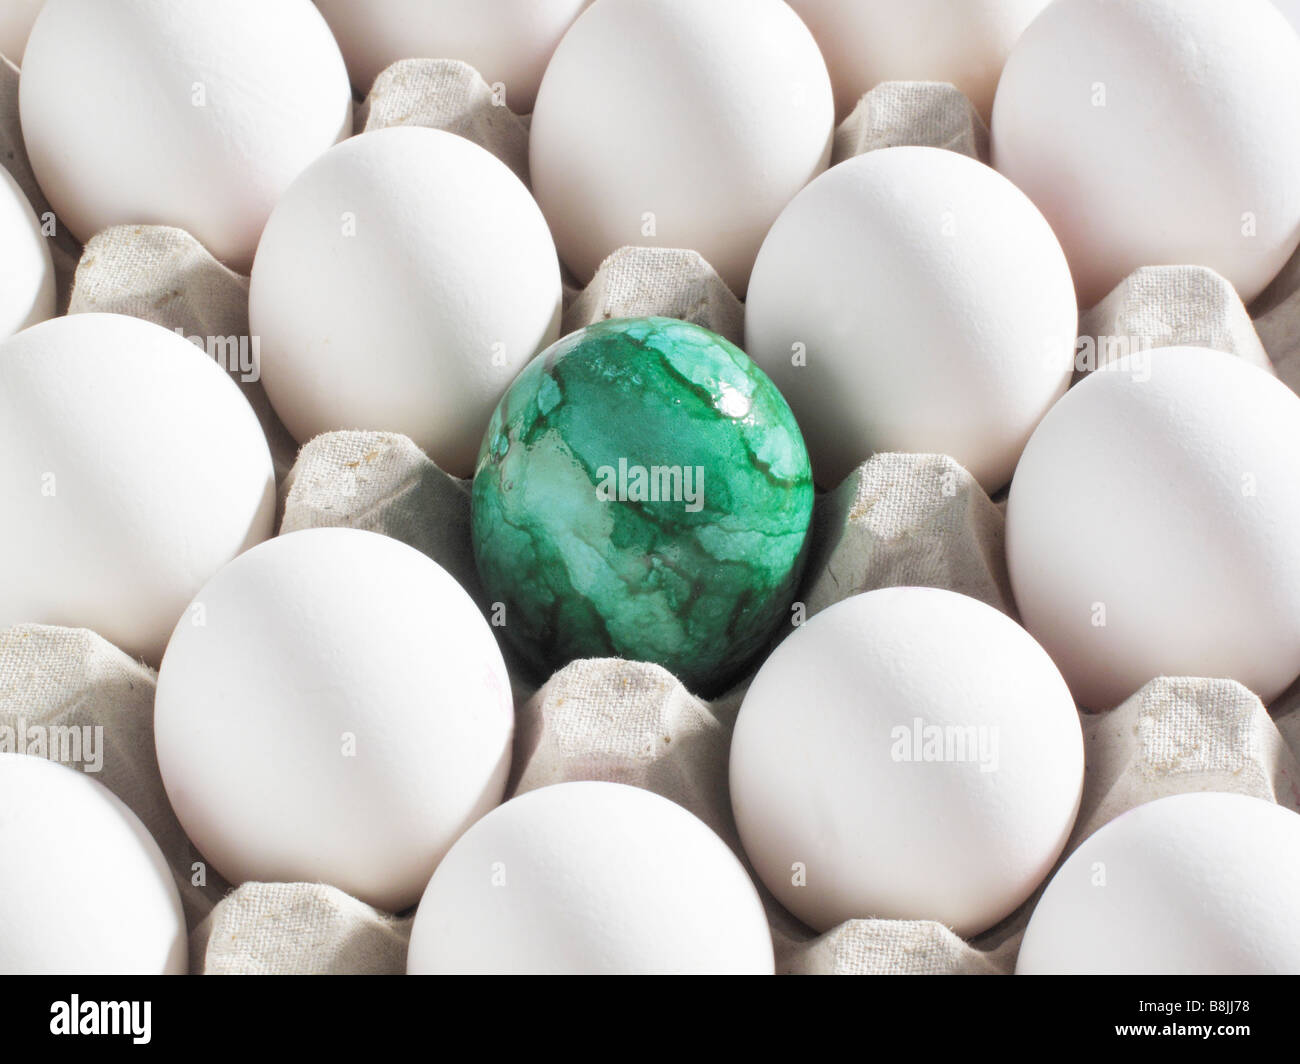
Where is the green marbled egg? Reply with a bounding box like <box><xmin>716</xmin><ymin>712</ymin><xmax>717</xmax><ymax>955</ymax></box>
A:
<box><xmin>470</xmin><ymin>317</ymin><xmax>814</xmax><ymax>695</ymax></box>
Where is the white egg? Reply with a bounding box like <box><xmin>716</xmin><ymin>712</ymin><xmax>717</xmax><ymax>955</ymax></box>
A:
<box><xmin>0</xmin><ymin>313</ymin><xmax>275</xmax><ymax>663</ymax></box>
<box><xmin>20</xmin><ymin>0</ymin><xmax>351</xmax><ymax>271</ymax></box>
<box><xmin>0</xmin><ymin>164</ymin><xmax>54</xmax><ymax>338</ymax></box>
<box><xmin>993</xmin><ymin>0</ymin><xmax>1300</xmax><ymax>309</ymax></box>
<box><xmin>314</xmin><ymin>0</ymin><xmax>589</xmax><ymax>112</ymax></box>
<box><xmin>745</xmin><ymin>146</ymin><xmax>1077</xmax><ymax>492</ymax></box>
<box><xmin>0</xmin><ymin>0</ymin><xmax>44</xmax><ymax>64</ymax></box>
<box><xmin>1007</xmin><ymin>347</ymin><xmax>1300</xmax><ymax>710</ymax></box>
<box><xmin>1274</xmin><ymin>0</ymin><xmax>1300</xmax><ymax>31</ymax></box>
<box><xmin>0</xmin><ymin>753</ymin><xmax>186</xmax><ymax>974</ymax></box>
<box><xmin>1019</xmin><ymin>793</ymin><xmax>1300</xmax><ymax>974</ymax></box>
<box><xmin>529</xmin><ymin>0</ymin><xmax>834</xmax><ymax>296</ymax></box>
<box><xmin>787</xmin><ymin>0</ymin><xmax>1050</xmax><ymax>122</ymax></box>
<box><xmin>155</xmin><ymin>528</ymin><xmax>514</xmax><ymax>913</ymax></box>
<box><xmin>407</xmin><ymin>781</ymin><xmax>774</xmax><ymax>974</ymax></box>
<box><xmin>730</xmin><ymin>587</ymin><xmax>1083</xmax><ymax>937</ymax></box>
<box><xmin>250</xmin><ymin>126</ymin><xmax>562</xmax><ymax>478</ymax></box>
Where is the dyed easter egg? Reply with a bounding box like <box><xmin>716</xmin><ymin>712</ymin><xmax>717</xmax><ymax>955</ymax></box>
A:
<box><xmin>470</xmin><ymin>318</ymin><xmax>813</xmax><ymax>694</ymax></box>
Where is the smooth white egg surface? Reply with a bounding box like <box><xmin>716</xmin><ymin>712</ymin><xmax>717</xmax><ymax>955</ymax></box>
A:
<box><xmin>1007</xmin><ymin>347</ymin><xmax>1300</xmax><ymax>710</ymax></box>
<box><xmin>993</xmin><ymin>0</ymin><xmax>1300</xmax><ymax>309</ymax></box>
<box><xmin>0</xmin><ymin>0</ymin><xmax>44</xmax><ymax>64</ymax></box>
<box><xmin>730</xmin><ymin>587</ymin><xmax>1084</xmax><ymax>938</ymax></box>
<box><xmin>250</xmin><ymin>126</ymin><xmax>562</xmax><ymax>478</ymax></box>
<box><xmin>1274</xmin><ymin>0</ymin><xmax>1300</xmax><ymax>31</ymax></box>
<box><xmin>0</xmin><ymin>163</ymin><xmax>54</xmax><ymax>338</ymax></box>
<box><xmin>20</xmin><ymin>0</ymin><xmax>351</xmax><ymax>270</ymax></box>
<box><xmin>1018</xmin><ymin>793</ymin><xmax>1300</xmax><ymax>975</ymax></box>
<box><xmin>529</xmin><ymin>0</ymin><xmax>834</xmax><ymax>296</ymax></box>
<box><xmin>406</xmin><ymin>781</ymin><xmax>775</xmax><ymax>974</ymax></box>
<box><xmin>0</xmin><ymin>313</ymin><xmax>275</xmax><ymax>663</ymax></box>
<box><xmin>0</xmin><ymin>753</ymin><xmax>187</xmax><ymax>974</ymax></box>
<box><xmin>787</xmin><ymin>0</ymin><xmax>1050</xmax><ymax>122</ymax></box>
<box><xmin>154</xmin><ymin>528</ymin><xmax>514</xmax><ymax>913</ymax></box>
<box><xmin>745</xmin><ymin>145</ymin><xmax>1077</xmax><ymax>492</ymax></box>
<box><xmin>314</xmin><ymin>0</ymin><xmax>589</xmax><ymax>111</ymax></box>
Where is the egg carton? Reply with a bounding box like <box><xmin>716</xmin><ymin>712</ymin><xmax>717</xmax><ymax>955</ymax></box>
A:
<box><xmin>3</xmin><ymin>58</ymin><xmax>1300</xmax><ymax>975</ymax></box>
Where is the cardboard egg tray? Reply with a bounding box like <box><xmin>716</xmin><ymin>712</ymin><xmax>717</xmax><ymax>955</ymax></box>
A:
<box><xmin>3</xmin><ymin>57</ymin><xmax>1299</xmax><ymax>975</ymax></box>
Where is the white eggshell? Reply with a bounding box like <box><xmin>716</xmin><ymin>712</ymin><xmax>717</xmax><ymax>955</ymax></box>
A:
<box><xmin>1274</xmin><ymin>0</ymin><xmax>1300</xmax><ymax>31</ymax></box>
<box><xmin>407</xmin><ymin>781</ymin><xmax>774</xmax><ymax>974</ymax></box>
<box><xmin>731</xmin><ymin>587</ymin><xmax>1083</xmax><ymax>937</ymax></box>
<box><xmin>0</xmin><ymin>0</ymin><xmax>44</xmax><ymax>64</ymax></box>
<box><xmin>992</xmin><ymin>0</ymin><xmax>1300</xmax><ymax>309</ymax></box>
<box><xmin>0</xmin><ymin>753</ymin><xmax>186</xmax><ymax>974</ymax></box>
<box><xmin>1008</xmin><ymin>347</ymin><xmax>1300</xmax><ymax>710</ymax></box>
<box><xmin>250</xmin><ymin>126</ymin><xmax>562</xmax><ymax>478</ymax></box>
<box><xmin>787</xmin><ymin>0</ymin><xmax>1050</xmax><ymax>122</ymax></box>
<box><xmin>315</xmin><ymin>0</ymin><xmax>589</xmax><ymax>111</ymax></box>
<box><xmin>0</xmin><ymin>164</ymin><xmax>54</xmax><ymax>338</ymax></box>
<box><xmin>1019</xmin><ymin>793</ymin><xmax>1300</xmax><ymax>974</ymax></box>
<box><xmin>0</xmin><ymin>313</ymin><xmax>275</xmax><ymax>662</ymax></box>
<box><xmin>745</xmin><ymin>145</ymin><xmax>1077</xmax><ymax>492</ymax></box>
<box><xmin>155</xmin><ymin>528</ymin><xmax>514</xmax><ymax>913</ymax></box>
<box><xmin>20</xmin><ymin>0</ymin><xmax>351</xmax><ymax>270</ymax></box>
<box><xmin>529</xmin><ymin>0</ymin><xmax>834</xmax><ymax>296</ymax></box>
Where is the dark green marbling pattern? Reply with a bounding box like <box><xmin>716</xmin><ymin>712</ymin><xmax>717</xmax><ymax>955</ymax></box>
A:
<box><xmin>470</xmin><ymin>317</ymin><xmax>813</xmax><ymax>695</ymax></box>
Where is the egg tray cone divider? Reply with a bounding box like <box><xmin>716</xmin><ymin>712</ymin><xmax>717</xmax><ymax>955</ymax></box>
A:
<box><xmin>6</xmin><ymin>61</ymin><xmax>1300</xmax><ymax>973</ymax></box>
